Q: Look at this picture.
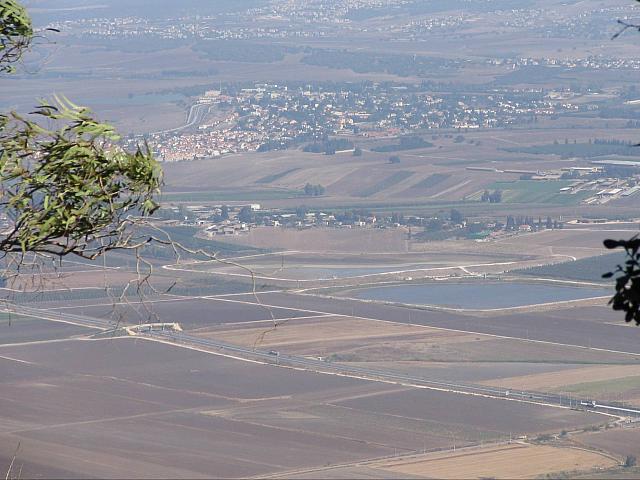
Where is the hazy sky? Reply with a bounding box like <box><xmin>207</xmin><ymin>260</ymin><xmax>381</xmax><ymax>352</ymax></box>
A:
<box><xmin>25</xmin><ymin>0</ymin><xmax>268</xmax><ymax>21</ymax></box>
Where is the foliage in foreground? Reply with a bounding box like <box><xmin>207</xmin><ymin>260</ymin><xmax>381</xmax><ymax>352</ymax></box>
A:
<box><xmin>1</xmin><ymin>1</ymin><xmax>163</xmax><ymax>261</ymax></box>
<box><xmin>603</xmin><ymin>237</ymin><xmax>640</xmax><ymax>324</ymax></box>
<box><xmin>0</xmin><ymin>98</ymin><xmax>162</xmax><ymax>258</ymax></box>
<box><xmin>0</xmin><ymin>0</ymin><xmax>32</xmax><ymax>73</ymax></box>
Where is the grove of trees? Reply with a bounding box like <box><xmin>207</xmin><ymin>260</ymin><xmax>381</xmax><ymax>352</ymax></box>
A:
<box><xmin>303</xmin><ymin>183</ymin><xmax>325</xmax><ymax>196</ymax></box>
<box><xmin>481</xmin><ymin>189</ymin><xmax>502</xmax><ymax>203</ymax></box>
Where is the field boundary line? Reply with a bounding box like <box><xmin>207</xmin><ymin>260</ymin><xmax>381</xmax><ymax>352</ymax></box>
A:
<box><xmin>141</xmin><ymin>331</ymin><xmax>618</xmax><ymax>419</ymax></box>
<box><xmin>0</xmin><ymin>308</ymin><xmax>108</xmax><ymax>331</ymax></box>
<box><xmin>191</xmin><ymin>314</ymin><xmax>334</xmax><ymax>328</ymax></box>
<box><xmin>44</xmin><ymin>291</ymin><xmax>285</xmax><ymax>310</ymax></box>
<box><xmin>0</xmin><ymin>354</ymin><xmax>35</xmax><ymax>365</ymax></box>
<box><xmin>252</xmin><ymin>439</ymin><xmax>529</xmax><ymax>480</ymax></box>
<box><xmin>208</xmin><ymin>295</ymin><xmax>640</xmax><ymax>358</ymax></box>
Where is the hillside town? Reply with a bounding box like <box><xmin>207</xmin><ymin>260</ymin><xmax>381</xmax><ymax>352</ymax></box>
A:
<box><xmin>146</xmin><ymin>82</ymin><xmax>591</xmax><ymax>162</ymax></box>
<box><xmin>46</xmin><ymin>2</ymin><xmax>637</xmax><ymax>42</ymax></box>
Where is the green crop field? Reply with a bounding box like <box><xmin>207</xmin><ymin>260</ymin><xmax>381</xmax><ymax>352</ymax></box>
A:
<box><xmin>468</xmin><ymin>180</ymin><xmax>589</xmax><ymax>205</ymax></box>
<box><xmin>552</xmin><ymin>375</ymin><xmax>640</xmax><ymax>398</ymax></box>
<box><xmin>503</xmin><ymin>142</ymin><xmax>638</xmax><ymax>159</ymax></box>
<box><xmin>161</xmin><ymin>189</ymin><xmax>302</xmax><ymax>202</ymax></box>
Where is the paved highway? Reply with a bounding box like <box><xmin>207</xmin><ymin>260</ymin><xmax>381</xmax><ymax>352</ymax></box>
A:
<box><xmin>150</xmin><ymin>103</ymin><xmax>211</xmax><ymax>135</ymax></box>
<box><xmin>9</xmin><ymin>303</ymin><xmax>640</xmax><ymax>419</ymax></box>
<box><xmin>8</xmin><ymin>304</ymin><xmax>115</xmax><ymax>330</ymax></box>
<box><xmin>149</xmin><ymin>328</ymin><xmax>640</xmax><ymax>418</ymax></box>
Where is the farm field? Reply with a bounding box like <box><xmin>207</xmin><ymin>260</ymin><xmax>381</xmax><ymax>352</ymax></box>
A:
<box><xmin>153</xmin><ymin>125</ymin><xmax>640</xmax><ymax>216</ymax></box>
<box><xmin>33</xmin><ymin>288</ymin><xmax>617</xmax><ymax>352</ymax></box>
<box><xmin>494</xmin><ymin>228</ymin><xmax>635</xmax><ymax>260</ymax></box>
<box><xmin>0</xmin><ymin>333</ymin><xmax>606</xmax><ymax>479</ymax></box>
<box><xmin>553</xmin><ymin>376</ymin><xmax>640</xmax><ymax>405</ymax></box>
<box><xmin>4</xmin><ymin>270</ymin><xmax>161</xmax><ymax>294</ymax></box>
<box><xmin>153</xmin><ymin>124</ymin><xmax>640</xmax><ymax>220</ymax></box>
<box><xmin>467</xmin><ymin>180</ymin><xmax>586</xmax><ymax>205</ymax></box>
<box><xmin>206</xmin><ymin>226</ymin><xmax>410</xmax><ymax>253</ymax></box>
<box><xmin>160</xmin><ymin>188</ymin><xmax>302</xmax><ymax>203</ymax></box>
<box><xmin>186</xmin><ymin>250</ymin><xmax>522</xmax><ymax>273</ymax></box>
<box><xmin>342</xmin><ymin>334</ymin><xmax>640</xmax><ymax>365</ymax></box>
<box><xmin>0</xmin><ymin>315</ymin><xmax>100</xmax><ymax>345</ymax></box>
<box><xmin>234</xmin><ymin>292</ymin><xmax>640</xmax><ymax>354</ymax></box>
<box><xmin>479</xmin><ymin>366</ymin><xmax>640</xmax><ymax>406</ymax></box>
<box><xmin>481</xmin><ymin>365</ymin><xmax>640</xmax><ymax>392</ymax></box>
<box><xmin>197</xmin><ymin>307</ymin><xmax>640</xmax><ymax>365</ymax></box>
<box><xmin>335</xmin><ymin>388</ymin><xmax>602</xmax><ymax>435</ymax></box>
<box><xmin>44</xmin><ymin>296</ymin><xmax>312</xmax><ymax>330</ymax></box>
<box><xmin>577</xmin><ymin>427</ymin><xmax>640</xmax><ymax>461</ymax></box>
<box><xmin>515</xmin><ymin>251</ymin><xmax>626</xmax><ymax>283</ymax></box>
<box><xmin>179</xmin><ymin>301</ymin><xmax>640</xmax><ymax>402</ymax></box>
<box><xmin>8</xmin><ymin>0</ymin><xmax>640</xmax><ymax>477</ymax></box>
<box><xmin>370</xmin><ymin>443</ymin><xmax>617</xmax><ymax>479</ymax></box>
<box><xmin>202</xmin><ymin>315</ymin><xmax>435</xmax><ymax>349</ymax></box>
<box><xmin>1</xmin><ymin>211</ymin><xmax>638</xmax><ymax>478</ymax></box>
<box><xmin>201</xmin><ymin>310</ymin><xmax>638</xmax><ymax>364</ymax></box>
<box><xmin>356</xmin><ymin>171</ymin><xmax>415</xmax><ymax>197</ymax></box>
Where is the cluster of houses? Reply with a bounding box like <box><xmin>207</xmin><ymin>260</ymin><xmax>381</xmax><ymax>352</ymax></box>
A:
<box><xmin>161</xmin><ymin>203</ymin><xmax>388</xmax><ymax>238</ymax></box>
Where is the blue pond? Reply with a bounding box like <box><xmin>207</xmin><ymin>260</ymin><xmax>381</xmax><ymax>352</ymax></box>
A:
<box><xmin>349</xmin><ymin>282</ymin><xmax>609</xmax><ymax>309</ymax></box>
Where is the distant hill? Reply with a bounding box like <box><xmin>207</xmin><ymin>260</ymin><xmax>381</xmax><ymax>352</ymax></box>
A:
<box><xmin>29</xmin><ymin>0</ymin><xmax>268</xmax><ymax>21</ymax></box>
<box><xmin>346</xmin><ymin>0</ymin><xmax>526</xmax><ymax>21</ymax></box>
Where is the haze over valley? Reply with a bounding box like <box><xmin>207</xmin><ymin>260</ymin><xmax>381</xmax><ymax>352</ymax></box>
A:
<box><xmin>3</xmin><ymin>0</ymin><xmax>640</xmax><ymax>478</ymax></box>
